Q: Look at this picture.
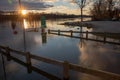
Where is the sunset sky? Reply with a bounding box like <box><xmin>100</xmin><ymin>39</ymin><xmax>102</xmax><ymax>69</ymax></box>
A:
<box><xmin>0</xmin><ymin>0</ymin><xmax>91</xmax><ymax>15</ymax></box>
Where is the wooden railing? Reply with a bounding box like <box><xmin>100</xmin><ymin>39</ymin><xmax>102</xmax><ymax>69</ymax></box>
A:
<box><xmin>0</xmin><ymin>45</ymin><xmax>120</xmax><ymax>80</ymax></box>
<box><xmin>48</xmin><ymin>29</ymin><xmax>120</xmax><ymax>45</ymax></box>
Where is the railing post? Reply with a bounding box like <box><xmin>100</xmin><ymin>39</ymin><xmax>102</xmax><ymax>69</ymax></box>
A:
<box><xmin>6</xmin><ymin>47</ymin><xmax>11</xmax><ymax>61</ymax></box>
<box><xmin>0</xmin><ymin>49</ymin><xmax>7</xmax><ymax>80</ymax></box>
<box><xmin>104</xmin><ymin>32</ymin><xmax>106</xmax><ymax>43</ymax></box>
<box><xmin>86</xmin><ymin>31</ymin><xmax>88</xmax><ymax>40</ymax></box>
<box><xmin>63</xmin><ymin>61</ymin><xmax>69</xmax><ymax>80</ymax></box>
<box><xmin>48</xmin><ymin>29</ymin><xmax>50</xmax><ymax>34</ymax></box>
<box><xmin>70</xmin><ymin>30</ymin><xmax>73</xmax><ymax>37</ymax></box>
<box><xmin>58</xmin><ymin>30</ymin><xmax>60</xmax><ymax>35</ymax></box>
<box><xmin>26</xmin><ymin>52</ymin><xmax>32</xmax><ymax>73</ymax></box>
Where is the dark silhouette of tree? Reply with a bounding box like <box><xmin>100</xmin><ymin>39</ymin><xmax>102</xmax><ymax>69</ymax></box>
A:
<box><xmin>71</xmin><ymin>0</ymin><xmax>90</xmax><ymax>23</ymax></box>
<box><xmin>107</xmin><ymin>0</ymin><xmax>115</xmax><ymax>20</ymax></box>
<box><xmin>91</xmin><ymin>0</ymin><xmax>120</xmax><ymax>20</ymax></box>
<box><xmin>71</xmin><ymin>0</ymin><xmax>91</xmax><ymax>32</ymax></box>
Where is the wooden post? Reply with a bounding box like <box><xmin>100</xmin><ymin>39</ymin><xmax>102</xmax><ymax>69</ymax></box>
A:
<box><xmin>70</xmin><ymin>30</ymin><xmax>73</xmax><ymax>37</ymax></box>
<box><xmin>48</xmin><ymin>29</ymin><xmax>50</xmax><ymax>34</ymax></box>
<box><xmin>86</xmin><ymin>31</ymin><xmax>88</xmax><ymax>40</ymax></box>
<box><xmin>26</xmin><ymin>52</ymin><xmax>32</xmax><ymax>73</ymax></box>
<box><xmin>58</xmin><ymin>30</ymin><xmax>60</xmax><ymax>35</ymax></box>
<box><xmin>6</xmin><ymin>47</ymin><xmax>11</xmax><ymax>61</ymax></box>
<box><xmin>63</xmin><ymin>61</ymin><xmax>69</xmax><ymax>80</ymax></box>
<box><xmin>96</xmin><ymin>36</ymin><xmax>98</xmax><ymax>40</ymax></box>
<box><xmin>1</xmin><ymin>51</ymin><xmax>7</xmax><ymax>80</ymax></box>
<box><xmin>104</xmin><ymin>32</ymin><xmax>106</xmax><ymax>43</ymax></box>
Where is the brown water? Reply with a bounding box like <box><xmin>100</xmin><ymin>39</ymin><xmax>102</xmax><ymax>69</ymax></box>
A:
<box><xmin>0</xmin><ymin>18</ymin><xmax>120</xmax><ymax>80</ymax></box>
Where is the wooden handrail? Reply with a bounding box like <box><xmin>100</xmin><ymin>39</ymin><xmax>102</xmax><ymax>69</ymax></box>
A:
<box><xmin>0</xmin><ymin>50</ymin><xmax>61</xmax><ymax>80</ymax></box>
<box><xmin>31</xmin><ymin>54</ymin><xmax>63</xmax><ymax>66</ymax></box>
<box><xmin>69</xmin><ymin>63</ymin><xmax>120</xmax><ymax>80</ymax></box>
<box><xmin>0</xmin><ymin>45</ymin><xmax>120</xmax><ymax>80</ymax></box>
<box><xmin>49</xmin><ymin>29</ymin><xmax>120</xmax><ymax>34</ymax></box>
<box><xmin>49</xmin><ymin>32</ymin><xmax>120</xmax><ymax>45</ymax></box>
<box><xmin>0</xmin><ymin>46</ymin><xmax>63</xmax><ymax>66</ymax></box>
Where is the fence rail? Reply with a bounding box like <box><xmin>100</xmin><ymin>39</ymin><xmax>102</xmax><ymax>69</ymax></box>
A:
<box><xmin>48</xmin><ymin>29</ymin><xmax>120</xmax><ymax>45</ymax></box>
<box><xmin>49</xmin><ymin>29</ymin><xmax>120</xmax><ymax>34</ymax></box>
<box><xmin>0</xmin><ymin>45</ymin><xmax>120</xmax><ymax>80</ymax></box>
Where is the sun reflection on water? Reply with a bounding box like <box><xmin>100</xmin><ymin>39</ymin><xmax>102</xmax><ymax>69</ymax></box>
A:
<box><xmin>23</xmin><ymin>19</ymin><xmax>28</xmax><ymax>29</ymax></box>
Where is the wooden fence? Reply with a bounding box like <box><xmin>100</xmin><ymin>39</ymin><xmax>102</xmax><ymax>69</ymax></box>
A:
<box><xmin>0</xmin><ymin>45</ymin><xmax>120</xmax><ymax>80</ymax></box>
<box><xmin>48</xmin><ymin>29</ymin><xmax>120</xmax><ymax>45</ymax></box>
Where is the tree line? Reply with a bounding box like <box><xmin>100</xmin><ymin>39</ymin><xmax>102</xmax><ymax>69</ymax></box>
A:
<box><xmin>91</xmin><ymin>0</ymin><xmax>120</xmax><ymax>20</ymax></box>
<box><xmin>72</xmin><ymin>0</ymin><xmax>120</xmax><ymax>21</ymax></box>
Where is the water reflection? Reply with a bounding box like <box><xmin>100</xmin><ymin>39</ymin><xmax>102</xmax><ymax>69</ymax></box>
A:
<box><xmin>78</xmin><ymin>39</ymin><xmax>120</xmax><ymax>80</ymax></box>
<box><xmin>23</xmin><ymin>19</ymin><xmax>28</xmax><ymax>29</ymax></box>
<box><xmin>41</xmin><ymin>28</ymin><xmax>47</xmax><ymax>44</ymax></box>
<box><xmin>0</xmin><ymin>18</ymin><xmax>120</xmax><ymax>80</ymax></box>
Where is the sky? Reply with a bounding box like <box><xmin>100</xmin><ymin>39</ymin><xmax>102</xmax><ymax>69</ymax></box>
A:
<box><xmin>0</xmin><ymin>0</ymin><xmax>91</xmax><ymax>15</ymax></box>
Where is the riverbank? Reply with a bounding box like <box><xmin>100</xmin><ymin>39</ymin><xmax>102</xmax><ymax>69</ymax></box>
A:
<box><xmin>84</xmin><ymin>21</ymin><xmax>120</xmax><ymax>33</ymax></box>
<box><xmin>61</xmin><ymin>21</ymin><xmax>120</xmax><ymax>39</ymax></box>
<box><xmin>61</xmin><ymin>21</ymin><xmax>120</xmax><ymax>33</ymax></box>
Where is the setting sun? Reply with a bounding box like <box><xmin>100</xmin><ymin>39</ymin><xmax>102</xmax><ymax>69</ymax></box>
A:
<box><xmin>21</xmin><ymin>10</ymin><xmax>27</xmax><ymax>15</ymax></box>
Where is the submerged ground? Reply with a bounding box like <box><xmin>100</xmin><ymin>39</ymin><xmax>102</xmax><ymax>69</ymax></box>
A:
<box><xmin>0</xmin><ymin>18</ymin><xmax>120</xmax><ymax>80</ymax></box>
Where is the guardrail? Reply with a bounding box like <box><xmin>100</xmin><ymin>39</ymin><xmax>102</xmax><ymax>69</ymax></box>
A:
<box><xmin>0</xmin><ymin>45</ymin><xmax>120</xmax><ymax>80</ymax></box>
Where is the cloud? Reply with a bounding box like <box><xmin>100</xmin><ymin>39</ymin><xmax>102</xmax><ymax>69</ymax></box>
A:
<box><xmin>0</xmin><ymin>0</ymin><xmax>53</xmax><ymax>10</ymax></box>
<box><xmin>42</xmin><ymin>0</ymin><xmax>58</xmax><ymax>3</ymax></box>
<box><xmin>0</xmin><ymin>0</ymin><xmax>89</xmax><ymax>14</ymax></box>
<box><xmin>22</xmin><ymin>2</ymin><xmax>53</xmax><ymax>10</ymax></box>
<box><xmin>39</xmin><ymin>5</ymin><xmax>81</xmax><ymax>14</ymax></box>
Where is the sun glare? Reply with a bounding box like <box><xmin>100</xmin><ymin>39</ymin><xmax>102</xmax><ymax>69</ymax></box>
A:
<box><xmin>21</xmin><ymin>10</ymin><xmax>27</xmax><ymax>15</ymax></box>
<box><xmin>23</xmin><ymin>19</ymin><xmax>28</xmax><ymax>29</ymax></box>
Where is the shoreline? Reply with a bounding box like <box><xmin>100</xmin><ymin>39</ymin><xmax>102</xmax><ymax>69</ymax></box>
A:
<box><xmin>61</xmin><ymin>21</ymin><xmax>120</xmax><ymax>33</ymax></box>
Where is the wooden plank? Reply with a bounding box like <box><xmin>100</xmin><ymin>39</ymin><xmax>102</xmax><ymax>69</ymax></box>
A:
<box><xmin>31</xmin><ymin>54</ymin><xmax>63</xmax><ymax>66</ymax></box>
<box><xmin>26</xmin><ymin>52</ymin><xmax>32</xmax><ymax>73</ymax></box>
<box><xmin>86</xmin><ymin>31</ymin><xmax>88</xmax><ymax>40</ymax></box>
<box><xmin>49</xmin><ymin>33</ymin><xmax>120</xmax><ymax>45</ymax></box>
<box><xmin>9</xmin><ymin>48</ymin><xmax>26</xmax><ymax>56</ymax></box>
<box><xmin>1</xmin><ymin>45</ymin><xmax>120</xmax><ymax>80</ymax></box>
<box><xmin>31</xmin><ymin>66</ymin><xmax>61</xmax><ymax>80</ymax></box>
<box><xmin>70</xmin><ymin>30</ymin><xmax>73</xmax><ymax>37</ymax></box>
<box><xmin>11</xmin><ymin>56</ymin><xmax>61</xmax><ymax>80</ymax></box>
<box><xmin>49</xmin><ymin>30</ymin><xmax>120</xmax><ymax>35</ymax></box>
<box><xmin>0</xmin><ymin>46</ymin><xmax>26</xmax><ymax>56</ymax></box>
<box><xmin>63</xmin><ymin>61</ymin><xmax>69</xmax><ymax>80</ymax></box>
<box><xmin>0</xmin><ymin>46</ymin><xmax>63</xmax><ymax>66</ymax></box>
<box><xmin>5</xmin><ymin>47</ymin><xmax>11</xmax><ymax>61</ymax></box>
<box><xmin>0</xmin><ymin>52</ymin><xmax>61</xmax><ymax>80</ymax></box>
<box><xmin>69</xmin><ymin>63</ymin><xmax>120</xmax><ymax>80</ymax></box>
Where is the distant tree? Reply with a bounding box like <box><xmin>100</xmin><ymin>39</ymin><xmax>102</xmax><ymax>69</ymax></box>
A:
<box><xmin>71</xmin><ymin>0</ymin><xmax>91</xmax><ymax>32</ymax></box>
<box><xmin>106</xmin><ymin>0</ymin><xmax>115</xmax><ymax>20</ymax></box>
<box><xmin>90</xmin><ymin>0</ymin><xmax>119</xmax><ymax>20</ymax></box>
<box><xmin>90</xmin><ymin>0</ymin><xmax>107</xmax><ymax>20</ymax></box>
<box><xmin>71</xmin><ymin>0</ymin><xmax>88</xmax><ymax>22</ymax></box>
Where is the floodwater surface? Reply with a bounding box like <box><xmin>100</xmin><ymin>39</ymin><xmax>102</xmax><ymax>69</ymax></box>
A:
<box><xmin>0</xmin><ymin>18</ymin><xmax>120</xmax><ymax>80</ymax></box>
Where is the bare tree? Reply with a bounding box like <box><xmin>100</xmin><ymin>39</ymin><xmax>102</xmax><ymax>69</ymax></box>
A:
<box><xmin>71</xmin><ymin>0</ymin><xmax>91</xmax><ymax>32</ymax></box>
<box><xmin>18</xmin><ymin>0</ymin><xmax>22</xmax><ymax>9</ymax></box>
<box><xmin>90</xmin><ymin>0</ymin><xmax>107</xmax><ymax>20</ymax></box>
<box><xmin>71</xmin><ymin>0</ymin><xmax>87</xmax><ymax>22</ymax></box>
<box><xmin>106</xmin><ymin>0</ymin><xmax>115</xmax><ymax>19</ymax></box>
<box><xmin>91</xmin><ymin>0</ymin><xmax>119</xmax><ymax>20</ymax></box>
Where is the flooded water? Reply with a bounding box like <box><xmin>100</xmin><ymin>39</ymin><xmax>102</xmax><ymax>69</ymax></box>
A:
<box><xmin>0</xmin><ymin>18</ymin><xmax>120</xmax><ymax>80</ymax></box>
